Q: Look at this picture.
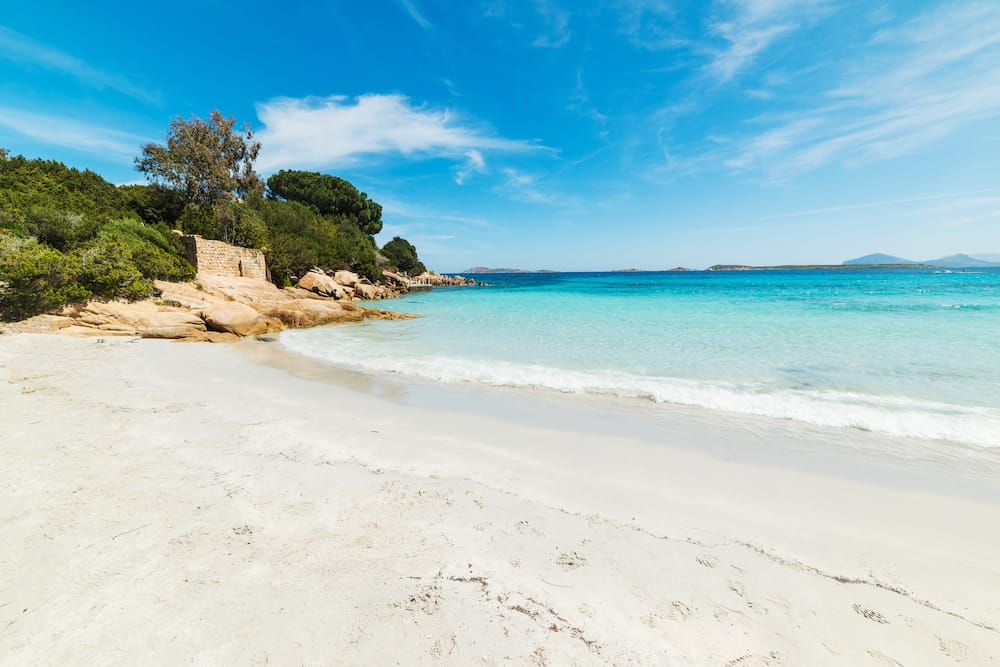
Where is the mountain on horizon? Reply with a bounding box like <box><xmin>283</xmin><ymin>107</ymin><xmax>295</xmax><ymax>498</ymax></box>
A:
<box><xmin>923</xmin><ymin>254</ymin><xmax>1000</xmax><ymax>268</ymax></box>
<box><xmin>843</xmin><ymin>253</ymin><xmax>1000</xmax><ymax>268</ymax></box>
<box><xmin>842</xmin><ymin>253</ymin><xmax>918</xmax><ymax>265</ymax></box>
<box><xmin>971</xmin><ymin>253</ymin><xmax>1000</xmax><ymax>263</ymax></box>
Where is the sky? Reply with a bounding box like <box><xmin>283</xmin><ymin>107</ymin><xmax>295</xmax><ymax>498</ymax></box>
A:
<box><xmin>2</xmin><ymin>1</ymin><xmax>999</xmax><ymax>271</ymax></box>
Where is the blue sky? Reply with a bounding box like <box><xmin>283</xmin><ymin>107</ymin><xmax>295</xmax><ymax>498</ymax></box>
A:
<box><xmin>2</xmin><ymin>1</ymin><xmax>999</xmax><ymax>270</ymax></box>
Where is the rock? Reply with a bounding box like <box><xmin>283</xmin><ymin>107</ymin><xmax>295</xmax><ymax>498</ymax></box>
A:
<box><xmin>382</xmin><ymin>270</ymin><xmax>409</xmax><ymax>290</ymax></box>
<box><xmin>334</xmin><ymin>270</ymin><xmax>361</xmax><ymax>288</ymax></box>
<box><xmin>140</xmin><ymin>326</ymin><xmax>206</xmax><ymax>340</ymax></box>
<box><xmin>354</xmin><ymin>283</ymin><xmax>377</xmax><ymax>300</ymax></box>
<box><xmin>205</xmin><ymin>332</ymin><xmax>241</xmax><ymax>344</ymax></box>
<box><xmin>298</xmin><ymin>270</ymin><xmax>349</xmax><ymax>299</ymax></box>
<box><xmin>201</xmin><ymin>302</ymin><xmax>271</xmax><ymax>337</ymax></box>
<box><xmin>264</xmin><ymin>299</ymin><xmax>366</xmax><ymax>329</ymax></box>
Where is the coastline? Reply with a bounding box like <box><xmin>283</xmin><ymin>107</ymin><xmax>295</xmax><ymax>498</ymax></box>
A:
<box><xmin>2</xmin><ymin>333</ymin><xmax>998</xmax><ymax>664</ymax></box>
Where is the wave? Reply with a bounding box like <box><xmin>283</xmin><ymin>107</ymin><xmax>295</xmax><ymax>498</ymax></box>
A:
<box><xmin>280</xmin><ymin>333</ymin><xmax>1000</xmax><ymax>449</ymax></box>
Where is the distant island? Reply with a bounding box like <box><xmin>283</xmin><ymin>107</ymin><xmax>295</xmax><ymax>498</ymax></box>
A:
<box><xmin>843</xmin><ymin>253</ymin><xmax>1000</xmax><ymax>268</ymax></box>
<box><xmin>707</xmin><ymin>252</ymin><xmax>1000</xmax><ymax>272</ymax></box>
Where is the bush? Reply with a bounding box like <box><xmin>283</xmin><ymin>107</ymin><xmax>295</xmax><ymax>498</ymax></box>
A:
<box><xmin>72</xmin><ymin>236</ymin><xmax>152</xmax><ymax>301</ymax></box>
<box><xmin>0</xmin><ymin>233</ymin><xmax>88</xmax><ymax>320</ymax></box>
<box><xmin>176</xmin><ymin>202</ymin><xmax>268</xmax><ymax>250</ymax></box>
<box><xmin>97</xmin><ymin>218</ymin><xmax>195</xmax><ymax>282</ymax></box>
<box><xmin>382</xmin><ymin>236</ymin><xmax>426</xmax><ymax>274</ymax></box>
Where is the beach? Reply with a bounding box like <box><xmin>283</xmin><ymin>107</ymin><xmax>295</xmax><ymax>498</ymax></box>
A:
<box><xmin>1</xmin><ymin>332</ymin><xmax>998</xmax><ymax>665</ymax></box>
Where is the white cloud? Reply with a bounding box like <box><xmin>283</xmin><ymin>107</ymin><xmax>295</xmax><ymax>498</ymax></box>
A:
<box><xmin>455</xmin><ymin>149</ymin><xmax>487</xmax><ymax>184</ymax></box>
<box><xmin>532</xmin><ymin>0</ymin><xmax>572</xmax><ymax>48</ymax></box>
<box><xmin>724</xmin><ymin>2</ymin><xmax>1000</xmax><ymax>175</ymax></box>
<box><xmin>705</xmin><ymin>0</ymin><xmax>829</xmax><ymax>82</ymax></box>
<box><xmin>0</xmin><ymin>105</ymin><xmax>144</xmax><ymax>159</ymax></box>
<box><xmin>0</xmin><ymin>25</ymin><xmax>157</xmax><ymax>104</ymax></box>
<box><xmin>398</xmin><ymin>0</ymin><xmax>433</xmax><ymax>31</ymax></box>
<box><xmin>495</xmin><ymin>167</ymin><xmax>580</xmax><ymax>206</ymax></box>
<box><xmin>254</xmin><ymin>94</ymin><xmax>539</xmax><ymax>174</ymax></box>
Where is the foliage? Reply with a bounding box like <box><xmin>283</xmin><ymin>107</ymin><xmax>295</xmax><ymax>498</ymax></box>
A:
<box><xmin>257</xmin><ymin>200</ymin><xmax>380</xmax><ymax>284</ymax></box>
<box><xmin>176</xmin><ymin>200</ymin><xmax>268</xmax><ymax>249</ymax></box>
<box><xmin>120</xmin><ymin>184</ymin><xmax>185</xmax><ymax>227</ymax></box>
<box><xmin>136</xmin><ymin>110</ymin><xmax>262</xmax><ymax>208</ymax></box>
<box><xmin>0</xmin><ymin>154</ymin><xmax>127</xmax><ymax>230</ymax></box>
<box><xmin>0</xmin><ymin>233</ymin><xmax>88</xmax><ymax>320</ymax></box>
<box><xmin>72</xmin><ymin>236</ymin><xmax>152</xmax><ymax>301</ymax></box>
<box><xmin>0</xmin><ymin>153</ymin><xmax>197</xmax><ymax>320</ymax></box>
<box><xmin>381</xmin><ymin>236</ymin><xmax>426</xmax><ymax>274</ymax></box>
<box><xmin>95</xmin><ymin>218</ymin><xmax>195</xmax><ymax>282</ymax></box>
<box><xmin>266</xmin><ymin>170</ymin><xmax>383</xmax><ymax>236</ymax></box>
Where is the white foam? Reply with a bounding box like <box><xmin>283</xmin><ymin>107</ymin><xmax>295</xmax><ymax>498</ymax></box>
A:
<box><xmin>280</xmin><ymin>332</ymin><xmax>1000</xmax><ymax>449</ymax></box>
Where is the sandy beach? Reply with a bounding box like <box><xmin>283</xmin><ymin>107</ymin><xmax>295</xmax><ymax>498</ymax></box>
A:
<box><xmin>1</xmin><ymin>333</ymin><xmax>998</xmax><ymax>666</ymax></box>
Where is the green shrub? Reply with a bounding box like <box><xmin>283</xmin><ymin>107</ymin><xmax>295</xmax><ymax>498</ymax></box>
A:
<box><xmin>72</xmin><ymin>236</ymin><xmax>152</xmax><ymax>301</ymax></box>
<box><xmin>0</xmin><ymin>233</ymin><xmax>88</xmax><ymax>320</ymax></box>
<box><xmin>97</xmin><ymin>218</ymin><xmax>195</xmax><ymax>282</ymax></box>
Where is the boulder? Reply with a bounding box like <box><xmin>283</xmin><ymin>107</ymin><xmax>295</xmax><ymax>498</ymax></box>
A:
<box><xmin>382</xmin><ymin>270</ymin><xmax>409</xmax><ymax>290</ymax></box>
<box><xmin>264</xmin><ymin>299</ymin><xmax>366</xmax><ymax>329</ymax></box>
<box><xmin>141</xmin><ymin>326</ymin><xmax>206</xmax><ymax>340</ymax></box>
<box><xmin>354</xmin><ymin>283</ymin><xmax>377</xmax><ymax>300</ymax></box>
<box><xmin>334</xmin><ymin>270</ymin><xmax>361</xmax><ymax>288</ymax></box>
<box><xmin>298</xmin><ymin>270</ymin><xmax>348</xmax><ymax>299</ymax></box>
<box><xmin>201</xmin><ymin>302</ymin><xmax>271</xmax><ymax>337</ymax></box>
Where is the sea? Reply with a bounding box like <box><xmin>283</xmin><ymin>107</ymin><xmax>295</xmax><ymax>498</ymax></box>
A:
<box><xmin>279</xmin><ymin>269</ymin><xmax>1000</xmax><ymax>449</ymax></box>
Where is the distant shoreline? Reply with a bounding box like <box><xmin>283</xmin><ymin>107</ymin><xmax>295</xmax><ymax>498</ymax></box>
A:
<box><xmin>454</xmin><ymin>264</ymin><xmax>995</xmax><ymax>275</ymax></box>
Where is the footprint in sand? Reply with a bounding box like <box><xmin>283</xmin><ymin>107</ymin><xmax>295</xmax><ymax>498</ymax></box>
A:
<box><xmin>938</xmin><ymin>637</ymin><xmax>972</xmax><ymax>661</ymax></box>
<box><xmin>866</xmin><ymin>650</ymin><xmax>904</xmax><ymax>666</ymax></box>
<box><xmin>852</xmin><ymin>603</ymin><xmax>889</xmax><ymax>624</ymax></box>
<box><xmin>556</xmin><ymin>552</ymin><xmax>587</xmax><ymax>570</ymax></box>
<box><xmin>696</xmin><ymin>554</ymin><xmax>718</xmax><ymax>568</ymax></box>
<box><xmin>668</xmin><ymin>600</ymin><xmax>692</xmax><ymax>621</ymax></box>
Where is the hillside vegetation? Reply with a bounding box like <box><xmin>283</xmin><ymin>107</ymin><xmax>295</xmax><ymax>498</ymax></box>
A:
<box><xmin>0</xmin><ymin>111</ymin><xmax>428</xmax><ymax>320</ymax></box>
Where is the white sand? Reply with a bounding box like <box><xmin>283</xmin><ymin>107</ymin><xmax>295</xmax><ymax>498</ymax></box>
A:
<box><xmin>1</xmin><ymin>333</ymin><xmax>998</xmax><ymax>666</ymax></box>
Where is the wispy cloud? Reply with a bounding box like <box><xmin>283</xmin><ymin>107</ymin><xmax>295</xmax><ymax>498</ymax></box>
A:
<box><xmin>723</xmin><ymin>2</ymin><xmax>1000</xmax><ymax>176</ymax></box>
<box><xmin>494</xmin><ymin>167</ymin><xmax>581</xmax><ymax>206</ymax></box>
<box><xmin>0</xmin><ymin>105</ymin><xmax>145</xmax><ymax>159</ymax></box>
<box><xmin>0</xmin><ymin>25</ymin><xmax>157</xmax><ymax>104</ymax></box>
<box><xmin>618</xmin><ymin>0</ymin><xmax>692</xmax><ymax>51</ymax></box>
<box><xmin>397</xmin><ymin>0</ymin><xmax>433</xmax><ymax>31</ymax></box>
<box><xmin>705</xmin><ymin>0</ymin><xmax>830</xmax><ymax>82</ymax></box>
<box><xmin>756</xmin><ymin>188</ymin><xmax>1000</xmax><ymax>221</ymax></box>
<box><xmin>254</xmin><ymin>94</ymin><xmax>541</xmax><ymax>173</ymax></box>
<box><xmin>532</xmin><ymin>0</ymin><xmax>572</xmax><ymax>48</ymax></box>
<box><xmin>567</xmin><ymin>70</ymin><xmax>609</xmax><ymax>130</ymax></box>
<box><xmin>379</xmin><ymin>197</ymin><xmax>491</xmax><ymax>227</ymax></box>
<box><xmin>455</xmin><ymin>149</ymin><xmax>487</xmax><ymax>184</ymax></box>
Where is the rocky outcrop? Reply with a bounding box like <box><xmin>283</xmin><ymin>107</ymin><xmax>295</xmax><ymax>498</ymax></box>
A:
<box><xmin>200</xmin><ymin>302</ymin><xmax>273</xmax><ymax>337</ymax></box>
<box><xmin>413</xmin><ymin>272</ymin><xmax>476</xmax><ymax>287</ymax></box>
<box><xmin>297</xmin><ymin>270</ymin><xmax>351</xmax><ymax>300</ymax></box>
<box><xmin>14</xmin><ymin>273</ymin><xmax>415</xmax><ymax>343</ymax></box>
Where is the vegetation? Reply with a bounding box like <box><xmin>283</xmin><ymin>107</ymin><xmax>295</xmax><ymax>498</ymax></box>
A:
<box><xmin>381</xmin><ymin>236</ymin><xmax>426</xmax><ymax>275</ymax></box>
<box><xmin>136</xmin><ymin>110</ymin><xmax>262</xmax><ymax>208</ymax></box>
<box><xmin>262</xmin><ymin>170</ymin><xmax>385</xmax><ymax>283</ymax></box>
<box><xmin>0</xmin><ymin>153</ymin><xmax>194</xmax><ymax>320</ymax></box>
<box><xmin>266</xmin><ymin>170</ymin><xmax>383</xmax><ymax>236</ymax></box>
<box><xmin>0</xmin><ymin>110</ymin><xmax>429</xmax><ymax>319</ymax></box>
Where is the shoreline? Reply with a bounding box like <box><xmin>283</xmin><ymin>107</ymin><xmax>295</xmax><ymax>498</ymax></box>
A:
<box><xmin>2</xmin><ymin>333</ymin><xmax>999</xmax><ymax>664</ymax></box>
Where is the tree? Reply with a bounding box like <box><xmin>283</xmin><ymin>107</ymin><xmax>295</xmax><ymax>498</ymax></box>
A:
<box><xmin>136</xmin><ymin>110</ymin><xmax>262</xmax><ymax>209</ymax></box>
<box><xmin>266</xmin><ymin>170</ymin><xmax>383</xmax><ymax>236</ymax></box>
<box><xmin>382</xmin><ymin>236</ymin><xmax>425</xmax><ymax>274</ymax></box>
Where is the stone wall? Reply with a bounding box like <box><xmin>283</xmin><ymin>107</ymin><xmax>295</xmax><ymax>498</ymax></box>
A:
<box><xmin>182</xmin><ymin>235</ymin><xmax>268</xmax><ymax>281</ymax></box>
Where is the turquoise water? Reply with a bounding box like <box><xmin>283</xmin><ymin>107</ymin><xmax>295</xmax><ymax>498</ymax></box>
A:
<box><xmin>281</xmin><ymin>270</ymin><xmax>1000</xmax><ymax>448</ymax></box>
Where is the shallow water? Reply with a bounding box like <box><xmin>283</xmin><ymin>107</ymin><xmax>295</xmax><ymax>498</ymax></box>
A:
<box><xmin>281</xmin><ymin>269</ymin><xmax>1000</xmax><ymax>448</ymax></box>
